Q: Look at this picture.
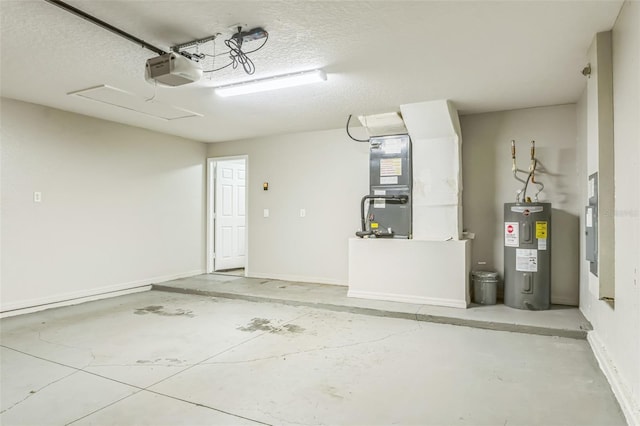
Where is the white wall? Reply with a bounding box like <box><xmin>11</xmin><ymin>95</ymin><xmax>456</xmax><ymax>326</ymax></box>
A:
<box><xmin>578</xmin><ymin>2</ymin><xmax>640</xmax><ymax>424</ymax></box>
<box><xmin>208</xmin><ymin>129</ymin><xmax>369</xmax><ymax>285</ymax></box>
<box><xmin>1</xmin><ymin>98</ymin><xmax>207</xmax><ymax>312</ymax></box>
<box><xmin>460</xmin><ymin>105</ymin><xmax>581</xmax><ymax>305</ymax></box>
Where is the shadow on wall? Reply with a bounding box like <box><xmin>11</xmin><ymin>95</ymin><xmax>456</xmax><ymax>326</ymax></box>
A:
<box><xmin>461</xmin><ymin>121</ymin><xmax>501</xmax><ymax>273</ymax></box>
<box><xmin>536</xmin><ymin>147</ymin><xmax>580</xmax><ymax>208</ymax></box>
<box><xmin>551</xmin><ymin>208</ymin><xmax>580</xmax><ymax>305</ymax></box>
<box><xmin>537</xmin><ymin>147</ymin><xmax>581</xmax><ymax>305</ymax></box>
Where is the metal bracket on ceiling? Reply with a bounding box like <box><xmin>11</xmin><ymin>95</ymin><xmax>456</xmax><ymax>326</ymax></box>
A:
<box><xmin>172</xmin><ymin>34</ymin><xmax>220</xmax><ymax>53</ymax></box>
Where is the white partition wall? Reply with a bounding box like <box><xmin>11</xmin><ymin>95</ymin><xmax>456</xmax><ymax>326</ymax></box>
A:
<box><xmin>348</xmin><ymin>239</ymin><xmax>471</xmax><ymax>307</ymax></box>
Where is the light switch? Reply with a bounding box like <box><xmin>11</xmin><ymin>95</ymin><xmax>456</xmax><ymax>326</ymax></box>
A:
<box><xmin>299</xmin><ymin>209</ymin><xmax>306</xmax><ymax>218</ymax></box>
<box><xmin>263</xmin><ymin>208</ymin><xmax>269</xmax><ymax>218</ymax></box>
<box><xmin>33</xmin><ymin>192</ymin><xmax>42</xmax><ymax>203</ymax></box>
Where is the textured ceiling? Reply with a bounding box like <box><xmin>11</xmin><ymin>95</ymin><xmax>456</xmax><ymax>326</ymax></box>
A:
<box><xmin>0</xmin><ymin>0</ymin><xmax>623</xmax><ymax>142</ymax></box>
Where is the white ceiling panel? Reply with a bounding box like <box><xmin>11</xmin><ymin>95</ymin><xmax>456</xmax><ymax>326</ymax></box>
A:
<box><xmin>68</xmin><ymin>85</ymin><xmax>202</xmax><ymax>120</ymax></box>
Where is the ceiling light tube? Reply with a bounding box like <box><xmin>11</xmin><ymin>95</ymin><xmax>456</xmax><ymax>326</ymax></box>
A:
<box><xmin>215</xmin><ymin>69</ymin><xmax>327</xmax><ymax>97</ymax></box>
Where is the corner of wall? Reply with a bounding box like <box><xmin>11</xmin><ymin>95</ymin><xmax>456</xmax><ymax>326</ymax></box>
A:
<box><xmin>588</xmin><ymin>331</ymin><xmax>640</xmax><ymax>426</ymax></box>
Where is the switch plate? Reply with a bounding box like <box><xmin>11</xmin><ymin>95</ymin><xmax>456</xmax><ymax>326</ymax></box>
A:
<box><xmin>263</xmin><ymin>208</ymin><xmax>269</xmax><ymax>218</ymax></box>
<box><xmin>299</xmin><ymin>209</ymin><xmax>306</xmax><ymax>218</ymax></box>
<box><xmin>33</xmin><ymin>192</ymin><xmax>42</xmax><ymax>203</ymax></box>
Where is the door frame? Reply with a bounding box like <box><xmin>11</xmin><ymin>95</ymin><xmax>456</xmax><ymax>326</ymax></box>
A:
<box><xmin>207</xmin><ymin>155</ymin><xmax>249</xmax><ymax>274</ymax></box>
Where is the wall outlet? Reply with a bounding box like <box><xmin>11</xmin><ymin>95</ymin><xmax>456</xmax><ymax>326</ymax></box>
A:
<box><xmin>299</xmin><ymin>208</ymin><xmax>306</xmax><ymax>218</ymax></box>
<box><xmin>263</xmin><ymin>208</ymin><xmax>269</xmax><ymax>218</ymax></box>
<box><xmin>33</xmin><ymin>192</ymin><xmax>42</xmax><ymax>203</ymax></box>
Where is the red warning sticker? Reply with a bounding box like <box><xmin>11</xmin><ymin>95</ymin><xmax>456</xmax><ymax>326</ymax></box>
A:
<box><xmin>505</xmin><ymin>222</ymin><xmax>519</xmax><ymax>247</ymax></box>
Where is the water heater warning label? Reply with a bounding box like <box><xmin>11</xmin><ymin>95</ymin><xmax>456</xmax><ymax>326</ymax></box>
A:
<box><xmin>516</xmin><ymin>249</ymin><xmax>538</xmax><ymax>272</ymax></box>
<box><xmin>536</xmin><ymin>221</ymin><xmax>547</xmax><ymax>239</ymax></box>
<box><xmin>505</xmin><ymin>222</ymin><xmax>519</xmax><ymax>247</ymax></box>
<box><xmin>538</xmin><ymin>238</ymin><xmax>547</xmax><ymax>250</ymax></box>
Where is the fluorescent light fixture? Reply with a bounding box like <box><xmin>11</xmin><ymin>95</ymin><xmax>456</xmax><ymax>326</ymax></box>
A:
<box><xmin>215</xmin><ymin>69</ymin><xmax>327</xmax><ymax>97</ymax></box>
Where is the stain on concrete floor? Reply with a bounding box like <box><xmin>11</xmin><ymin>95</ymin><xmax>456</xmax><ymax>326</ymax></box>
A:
<box><xmin>134</xmin><ymin>305</ymin><xmax>194</xmax><ymax>318</ymax></box>
<box><xmin>238</xmin><ymin>317</ymin><xmax>305</xmax><ymax>334</ymax></box>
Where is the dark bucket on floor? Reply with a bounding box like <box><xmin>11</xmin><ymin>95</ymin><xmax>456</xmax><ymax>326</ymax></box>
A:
<box><xmin>472</xmin><ymin>271</ymin><xmax>499</xmax><ymax>305</ymax></box>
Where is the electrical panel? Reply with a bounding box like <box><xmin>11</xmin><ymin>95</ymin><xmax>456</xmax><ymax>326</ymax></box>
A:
<box><xmin>585</xmin><ymin>172</ymin><xmax>598</xmax><ymax>276</ymax></box>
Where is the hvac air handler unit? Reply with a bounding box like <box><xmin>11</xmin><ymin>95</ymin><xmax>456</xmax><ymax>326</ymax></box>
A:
<box><xmin>504</xmin><ymin>140</ymin><xmax>551</xmax><ymax>310</ymax></box>
<box><xmin>355</xmin><ymin>133</ymin><xmax>412</xmax><ymax>239</ymax></box>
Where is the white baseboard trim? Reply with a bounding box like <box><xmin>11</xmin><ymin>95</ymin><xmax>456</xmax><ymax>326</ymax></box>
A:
<box><xmin>0</xmin><ymin>286</ymin><xmax>152</xmax><ymax>319</ymax></box>
<box><xmin>247</xmin><ymin>272</ymin><xmax>347</xmax><ymax>286</ymax></box>
<box><xmin>0</xmin><ymin>269</ymin><xmax>205</xmax><ymax>318</ymax></box>
<box><xmin>588</xmin><ymin>331</ymin><xmax>640</xmax><ymax>426</ymax></box>
<box><xmin>347</xmin><ymin>289</ymin><xmax>468</xmax><ymax>309</ymax></box>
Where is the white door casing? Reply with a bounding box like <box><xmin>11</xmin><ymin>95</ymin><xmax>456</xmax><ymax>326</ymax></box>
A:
<box><xmin>214</xmin><ymin>159</ymin><xmax>246</xmax><ymax>271</ymax></box>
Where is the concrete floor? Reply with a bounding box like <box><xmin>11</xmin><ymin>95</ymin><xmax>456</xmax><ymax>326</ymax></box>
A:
<box><xmin>157</xmin><ymin>274</ymin><xmax>593</xmax><ymax>339</ymax></box>
<box><xmin>0</xmin><ymin>287</ymin><xmax>625</xmax><ymax>425</ymax></box>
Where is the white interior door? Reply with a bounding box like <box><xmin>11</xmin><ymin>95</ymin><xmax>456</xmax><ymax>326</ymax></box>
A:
<box><xmin>214</xmin><ymin>159</ymin><xmax>246</xmax><ymax>271</ymax></box>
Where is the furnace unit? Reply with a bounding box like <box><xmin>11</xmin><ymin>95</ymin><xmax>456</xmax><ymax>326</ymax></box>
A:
<box><xmin>356</xmin><ymin>134</ymin><xmax>412</xmax><ymax>238</ymax></box>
